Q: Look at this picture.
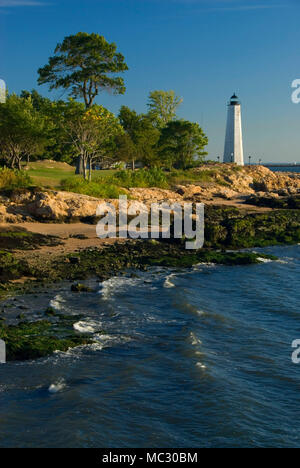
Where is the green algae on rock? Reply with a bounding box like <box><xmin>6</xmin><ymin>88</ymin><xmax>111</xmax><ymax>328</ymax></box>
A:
<box><xmin>0</xmin><ymin>251</ymin><xmax>31</xmax><ymax>282</ymax></box>
<box><xmin>0</xmin><ymin>227</ymin><xmax>62</xmax><ymax>251</ymax></box>
<box><xmin>0</xmin><ymin>319</ymin><xmax>92</xmax><ymax>361</ymax></box>
<box><xmin>204</xmin><ymin>206</ymin><xmax>300</xmax><ymax>249</ymax></box>
<box><xmin>71</xmin><ymin>283</ymin><xmax>94</xmax><ymax>293</ymax></box>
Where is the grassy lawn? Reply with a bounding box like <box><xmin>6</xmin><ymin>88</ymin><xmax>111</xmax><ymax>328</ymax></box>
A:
<box><xmin>25</xmin><ymin>160</ymin><xmax>116</xmax><ymax>188</ymax></box>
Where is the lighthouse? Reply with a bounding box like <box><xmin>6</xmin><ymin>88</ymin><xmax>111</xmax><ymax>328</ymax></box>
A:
<box><xmin>223</xmin><ymin>93</ymin><xmax>244</xmax><ymax>166</ymax></box>
<box><xmin>0</xmin><ymin>79</ymin><xmax>6</xmax><ymax>104</ymax></box>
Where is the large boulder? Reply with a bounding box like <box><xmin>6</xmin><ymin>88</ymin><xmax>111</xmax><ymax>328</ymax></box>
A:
<box><xmin>26</xmin><ymin>191</ymin><xmax>104</xmax><ymax>221</ymax></box>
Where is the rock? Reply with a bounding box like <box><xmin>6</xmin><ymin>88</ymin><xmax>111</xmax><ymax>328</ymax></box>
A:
<box><xmin>71</xmin><ymin>283</ymin><xmax>93</xmax><ymax>293</ymax></box>
<box><xmin>128</xmin><ymin>187</ymin><xmax>183</xmax><ymax>205</ymax></box>
<box><xmin>69</xmin><ymin>256</ymin><xmax>80</xmax><ymax>265</ymax></box>
<box><xmin>0</xmin><ymin>166</ymin><xmax>300</xmax><ymax>224</ymax></box>
<box><xmin>25</xmin><ymin>190</ymin><xmax>104</xmax><ymax>221</ymax></box>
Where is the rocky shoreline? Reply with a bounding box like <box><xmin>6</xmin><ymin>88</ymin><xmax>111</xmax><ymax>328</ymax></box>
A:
<box><xmin>1</xmin><ymin>165</ymin><xmax>300</xmax><ymax>361</ymax></box>
<box><xmin>0</xmin><ymin>234</ymin><xmax>277</xmax><ymax>362</ymax></box>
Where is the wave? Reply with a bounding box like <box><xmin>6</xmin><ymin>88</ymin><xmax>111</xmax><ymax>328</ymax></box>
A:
<box><xmin>257</xmin><ymin>257</ymin><xmax>273</xmax><ymax>263</ymax></box>
<box><xmin>189</xmin><ymin>331</ymin><xmax>202</xmax><ymax>346</ymax></box>
<box><xmin>48</xmin><ymin>378</ymin><xmax>67</xmax><ymax>394</ymax></box>
<box><xmin>164</xmin><ymin>274</ymin><xmax>176</xmax><ymax>288</ymax></box>
<box><xmin>98</xmin><ymin>276</ymin><xmax>142</xmax><ymax>301</ymax></box>
<box><xmin>89</xmin><ymin>333</ymin><xmax>132</xmax><ymax>351</ymax></box>
<box><xmin>73</xmin><ymin>320</ymin><xmax>102</xmax><ymax>334</ymax></box>
<box><xmin>196</xmin><ymin>362</ymin><xmax>207</xmax><ymax>370</ymax></box>
<box><xmin>49</xmin><ymin>294</ymin><xmax>66</xmax><ymax>311</ymax></box>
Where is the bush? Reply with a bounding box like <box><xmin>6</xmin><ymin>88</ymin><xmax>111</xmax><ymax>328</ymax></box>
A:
<box><xmin>105</xmin><ymin>168</ymin><xmax>168</xmax><ymax>189</ymax></box>
<box><xmin>60</xmin><ymin>176</ymin><xmax>127</xmax><ymax>199</ymax></box>
<box><xmin>0</xmin><ymin>168</ymin><xmax>32</xmax><ymax>191</ymax></box>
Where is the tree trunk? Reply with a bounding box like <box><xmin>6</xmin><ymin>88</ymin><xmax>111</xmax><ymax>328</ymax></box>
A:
<box><xmin>132</xmin><ymin>159</ymin><xmax>135</xmax><ymax>171</ymax></box>
<box><xmin>88</xmin><ymin>157</ymin><xmax>92</xmax><ymax>182</ymax></box>
<box><xmin>82</xmin><ymin>157</ymin><xmax>87</xmax><ymax>180</ymax></box>
<box><xmin>75</xmin><ymin>155</ymin><xmax>84</xmax><ymax>175</ymax></box>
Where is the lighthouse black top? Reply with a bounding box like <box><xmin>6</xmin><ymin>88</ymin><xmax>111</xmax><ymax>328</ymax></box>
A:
<box><xmin>230</xmin><ymin>93</ymin><xmax>240</xmax><ymax>105</ymax></box>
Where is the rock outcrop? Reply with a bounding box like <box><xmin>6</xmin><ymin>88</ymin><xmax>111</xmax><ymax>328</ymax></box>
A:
<box><xmin>1</xmin><ymin>166</ymin><xmax>300</xmax><ymax>223</ymax></box>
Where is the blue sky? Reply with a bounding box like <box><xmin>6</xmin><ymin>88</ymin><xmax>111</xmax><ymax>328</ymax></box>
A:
<box><xmin>0</xmin><ymin>0</ymin><xmax>300</xmax><ymax>162</ymax></box>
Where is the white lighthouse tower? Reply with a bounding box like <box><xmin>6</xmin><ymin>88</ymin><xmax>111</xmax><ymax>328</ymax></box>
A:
<box><xmin>223</xmin><ymin>93</ymin><xmax>244</xmax><ymax>166</ymax></box>
<box><xmin>0</xmin><ymin>79</ymin><xmax>6</xmax><ymax>103</ymax></box>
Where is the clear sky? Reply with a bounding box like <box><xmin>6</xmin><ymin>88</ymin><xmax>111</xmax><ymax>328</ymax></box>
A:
<box><xmin>0</xmin><ymin>0</ymin><xmax>300</xmax><ymax>162</ymax></box>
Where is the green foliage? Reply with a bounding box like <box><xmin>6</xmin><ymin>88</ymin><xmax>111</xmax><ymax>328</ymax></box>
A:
<box><xmin>109</xmin><ymin>168</ymin><xmax>168</xmax><ymax>188</ymax></box>
<box><xmin>38</xmin><ymin>32</ymin><xmax>128</xmax><ymax>108</ymax></box>
<box><xmin>64</xmin><ymin>103</ymin><xmax>123</xmax><ymax>180</ymax></box>
<box><xmin>0</xmin><ymin>168</ymin><xmax>32</xmax><ymax>190</ymax></box>
<box><xmin>61</xmin><ymin>176</ymin><xmax>127</xmax><ymax>198</ymax></box>
<box><xmin>117</xmin><ymin>106</ymin><xmax>160</xmax><ymax>168</ymax></box>
<box><xmin>0</xmin><ymin>94</ymin><xmax>50</xmax><ymax>169</ymax></box>
<box><xmin>158</xmin><ymin>120</ymin><xmax>208</xmax><ymax>169</ymax></box>
<box><xmin>20</xmin><ymin>91</ymin><xmax>81</xmax><ymax>165</ymax></box>
<box><xmin>147</xmin><ymin>90</ymin><xmax>183</xmax><ymax>127</ymax></box>
<box><xmin>61</xmin><ymin>168</ymin><xmax>168</xmax><ymax>195</ymax></box>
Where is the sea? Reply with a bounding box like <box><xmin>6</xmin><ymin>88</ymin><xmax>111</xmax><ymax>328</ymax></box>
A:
<box><xmin>0</xmin><ymin>245</ymin><xmax>299</xmax><ymax>448</ymax></box>
<box><xmin>264</xmin><ymin>165</ymin><xmax>300</xmax><ymax>173</ymax></box>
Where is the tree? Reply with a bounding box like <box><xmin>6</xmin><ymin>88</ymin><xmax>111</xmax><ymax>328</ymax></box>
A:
<box><xmin>147</xmin><ymin>90</ymin><xmax>183</xmax><ymax>127</ymax></box>
<box><xmin>158</xmin><ymin>120</ymin><xmax>208</xmax><ymax>169</ymax></box>
<box><xmin>65</xmin><ymin>104</ymin><xmax>123</xmax><ymax>181</ymax></box>
<box><xmin>0</xmin><ymin>94</ymin><xmax>49</xmax><ymax>170</ymax></box>
<box><xmin>118</xmin><ymin>106</ymin><xmax>160</xmax><ymax>169</ymax></box>
<box><xmin>38</xmin><ymin>32</ymin><xmax>128</xmax><ymax>109</ymax></box>
<box><xmin>20</xmin><ymin>89</ymin><xmax>75</xmax><ymax>164</ymax></box>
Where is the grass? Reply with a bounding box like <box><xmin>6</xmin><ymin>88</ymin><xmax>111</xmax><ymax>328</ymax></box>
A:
<box><xmin>25</xmin><ymin>160</ymin><xmax>75</xmax><ymax>188</ymax></box>
<box><xmin>61</xmin><ymin>168</ymin><xmax>169</xmax><ymax>197</ymax></box>
<box><xmin>1</xmin><ymin>161</ymin><xmax>245</xmax><ymax>196</ymax></box>
<box><xmin>25</xmin><ymin>161</ymin><xmax>240</xmax><ymax>192</ymax></box>
<box><xmin>25</xmin><ymin>160</ymin><xmax>115</xmax><ymax>189</ymax></box>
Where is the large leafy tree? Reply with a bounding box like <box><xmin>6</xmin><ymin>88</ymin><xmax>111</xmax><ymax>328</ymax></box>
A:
<box><xmin>20</xmin><ymin>89</ymin><xmax>75</xmax><ymax>164</ymax></box>
<box><xmin>147</xmin><ymin>90</ymin><xmax>183</xmax><ymax>127</ymax></box>
<box><xmin>158</xmin><ymin>120</ymin><xmax>208</xmax><ymax>169</ymax></box>
<box><xmin>38</xmin><ymin>32</ymin><xmax>129</xmax><ymax>109</ymax></box>
<box><xmin>65</xmin><ymin>104</ymin><xmax>123</xmax><ymax>181</ymax></box>
<box><xmin>118</xmin><ymin>106</ymin><xmax>160</xmax><ymax>169</ymax></box>
<box><xmin>0</xmin><ymin>94</ymin><xmax>50</xmax><ymax>170</ymax></box>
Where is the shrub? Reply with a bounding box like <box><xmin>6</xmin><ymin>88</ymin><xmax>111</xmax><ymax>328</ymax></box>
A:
<box><xmin>0</xmin><ymin>168</ymin><xmax>32</xmax><ymax>191</ymax></box>
<box><xmin>60</xmin><ymin>176</ymin><xmax>127</xmax><ymax>199</ymax></box>
<box><xmin>105</xmin><ymin>167</ymin><xmax>168</xmax><ymax>189</ymax></box>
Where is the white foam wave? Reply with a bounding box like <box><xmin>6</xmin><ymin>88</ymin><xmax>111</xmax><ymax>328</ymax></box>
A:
<box><xmin>257</xmin><ymin>257</ymin><xmax>273</xmax><ymax>263</ymax></box>
<box><xmin>164</xmin><ymin>274</ymin><xmax>176</xmax><ymax>288</ymax></box>
<box><xmin>48</xmin><ymin>378</ymin><xmax>67</xmax><ymax>393</ymax></box>
<box><xmin>196</xmin><ymin>362</ymin><xmax>207</xmax><ymax>370</ymax></box>
<box><xmin>196</xmin><ymin>310</ymin><xmax>205</xmax><ymax>316</ymax></box>
<box><xmin>99</xmin><ymin>276</ymin><xmax>141</xmax><ymax>301</ymax></box>
<box><xmin>90</xmin><ymin>333</ymin><xmax>132</xmax><ymax>350</ymax></box>
<box><xmin>189</xmin><ymin>332</ymin><xmax>202</xmax><ymax>346</ymax></box>
<box><xmin>73</xmin><ymin>320</ymin><xmax>101</xmax><ymax>333</ymax></box>
<box><xmin>49</xmin><ymin>294</ymin><xmax>65</xmax><ymax>311</ymax></box>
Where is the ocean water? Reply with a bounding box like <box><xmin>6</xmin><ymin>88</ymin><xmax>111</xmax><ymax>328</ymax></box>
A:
<box><xmin>265</xmin><ymin>165</ymin><xmax>300</xmax><ymax>173</ymax></box>
<box><xmin>0</xmin><ymin>245</ymin><xmax>300</xmax><ymax>448</ymax></box>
